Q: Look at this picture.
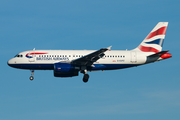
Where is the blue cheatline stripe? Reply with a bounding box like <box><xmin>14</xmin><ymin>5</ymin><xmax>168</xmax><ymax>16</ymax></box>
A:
<box><xmin>8</xmin><ymin>64</ymin><xmax>54</xmax><ymax>70</ymax></box>
<box><xmin>145</xmin><ymin>39</ymin><xmax>164</xmax><ymax>46</ymax></box>
<box><xmin>8</xmin><ymin>63</ymin><xmax>140</xmax><ymax>70</ymax></box>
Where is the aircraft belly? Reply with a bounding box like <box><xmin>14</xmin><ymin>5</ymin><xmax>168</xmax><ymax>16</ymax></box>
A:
<box><xmin>9</xmin><ymin>63</ymin><xmax>54</xmax><ymax>70</ymax></box>
<box><xmin>90</xmin><ymin>63</ymin><xmax>140</xmax><ymax>70</ymax></box>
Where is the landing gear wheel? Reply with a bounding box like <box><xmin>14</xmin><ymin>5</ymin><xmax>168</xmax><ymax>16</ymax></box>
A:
<box><xmin>30</xmin><ymin>76</ymin><xmax>34</xmax><ymax>81</ymax></box>
<box><xmin>83</xmin><ymin>74</ymin><xmax>89</xmax><ymax>83</ymax></box>
<box><xmin>30</xmin><ymin>70</ymin><xmax>34</xmax><ymax>81</ymax></box>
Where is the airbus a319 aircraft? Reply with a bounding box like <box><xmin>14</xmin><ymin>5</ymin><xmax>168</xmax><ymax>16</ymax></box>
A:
<box><xmin>8</xmin><ymin>22</ymin><xmax>172</xmax><ymax>83</ymax></box>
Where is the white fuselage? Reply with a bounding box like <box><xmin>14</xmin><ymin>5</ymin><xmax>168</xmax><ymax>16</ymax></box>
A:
<box><xmin>8</xmin><ymin>49</ymin><xmax>149</xmax><ymax>71</ymax></box>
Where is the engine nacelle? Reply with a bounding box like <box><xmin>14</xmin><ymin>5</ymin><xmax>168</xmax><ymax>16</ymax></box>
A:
<box><xmin>54</xmin><ymin>63</ymin><xmax>79</xmax><ymax>77</ymax></box>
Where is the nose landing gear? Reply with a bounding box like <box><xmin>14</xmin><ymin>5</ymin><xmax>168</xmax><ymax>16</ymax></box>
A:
<box><xmin>30</xmin><ymin>70</ymin><xmax>34</xmax><ymax>81</ymax></box>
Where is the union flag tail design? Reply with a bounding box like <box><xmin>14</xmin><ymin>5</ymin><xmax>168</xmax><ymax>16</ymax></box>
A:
<box><xmin>134</xmin><ymin>22</ymin><xmax>168</xmax><ymax>53</ymax></box>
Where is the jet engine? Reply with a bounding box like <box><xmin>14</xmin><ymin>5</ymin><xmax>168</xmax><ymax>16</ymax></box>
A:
<box><xmin>54</xmin><ymin>63</ymin><xmax>79</xmax><ymax>77</ymax></box>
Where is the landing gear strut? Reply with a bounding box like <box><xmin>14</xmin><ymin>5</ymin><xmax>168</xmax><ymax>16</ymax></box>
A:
<box><xmin>30</xmin><ymin>70</ymin><xmax>34</xmax><ymax>81</ymax></box>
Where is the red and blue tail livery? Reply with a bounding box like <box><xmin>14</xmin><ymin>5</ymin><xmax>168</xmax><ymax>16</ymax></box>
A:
<box><xmin>136</xmin><ymin>22</ymin><xmax>168</xmax><ymax>53</ymax></box>
<box><xmin>8</xmin><ymin>22</ymin><xmax>172</xmax><ymax>83</ymax></box>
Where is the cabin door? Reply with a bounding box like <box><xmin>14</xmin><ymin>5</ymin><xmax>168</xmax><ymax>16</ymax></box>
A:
<box><xmin>131</xmin><ymin>52</ymin><xmax>137</xmax><ymax>63</ymax></box>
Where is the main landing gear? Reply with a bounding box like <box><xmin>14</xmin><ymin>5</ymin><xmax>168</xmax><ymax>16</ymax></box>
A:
<box><xmin>30</xmin><ymin>70</ymin><xmax>34</xmax><ymax>81</ymax></box>
<box><xmin>81</xmin><ymin>69</ymin><xmax>89</xmax><ymax>83</ymax></box>
<box><xmin>83</xmin><ymin>74</ymin><xmax>89</xmax><ymax>83</ymax></box>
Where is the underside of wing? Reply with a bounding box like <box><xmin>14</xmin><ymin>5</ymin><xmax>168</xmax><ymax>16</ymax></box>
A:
<box><xmin>71</xmin><ymin>46</ymin><xmax>111</xmax><ymax>66</ymax></box>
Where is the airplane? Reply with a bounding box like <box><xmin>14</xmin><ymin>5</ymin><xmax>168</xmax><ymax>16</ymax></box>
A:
<box><xmin>8</xmin><ymin>22</ymin><xmax>172</xmax><ymax>83</ymax></box>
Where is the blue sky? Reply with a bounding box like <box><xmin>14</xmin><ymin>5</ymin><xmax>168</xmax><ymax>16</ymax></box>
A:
<box><xmin>1</xmin><ymin>0</ymin><xmax>180</xmax><ymax>120</ymax></box>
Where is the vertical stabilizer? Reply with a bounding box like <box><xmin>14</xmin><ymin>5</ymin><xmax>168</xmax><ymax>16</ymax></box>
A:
<box><xmin>133</xmin><ymin>22</ymin><xmax>168</xmax><ymax>53</ymax></box>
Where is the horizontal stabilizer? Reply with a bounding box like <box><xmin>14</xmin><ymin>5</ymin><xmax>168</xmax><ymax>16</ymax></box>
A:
<box><xmin>146</xmin><ymin>50</ymin><xmax>171</xmax><ymax>63</ymax></box>
<box><xmin>148</xmin><ymin>50</ymin><xmax>168</xmax><ymax>58</ymax></box>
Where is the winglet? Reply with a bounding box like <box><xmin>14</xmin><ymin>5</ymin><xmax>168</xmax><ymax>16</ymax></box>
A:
<box><xmin>107</xmin><ymin>46</ymin><xmax>112</xmax><ymax>51</ymax></box>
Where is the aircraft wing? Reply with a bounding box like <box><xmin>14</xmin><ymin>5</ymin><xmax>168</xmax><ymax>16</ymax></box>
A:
<box><xmin>71</xmin><ymin>46</ymin><xmax>112</xmax><ymax>66</ymax></box>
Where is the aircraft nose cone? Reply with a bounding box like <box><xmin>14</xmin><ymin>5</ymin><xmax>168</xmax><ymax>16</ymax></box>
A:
<box><xmin>7</xmin><ymin>60</ymin><xmax>11</xmax><ymax>66</ymax></box>
<box><xmin>7</xmin><ymin>59</ymin><xmax>14</xmax><ymax>67</ymax></box>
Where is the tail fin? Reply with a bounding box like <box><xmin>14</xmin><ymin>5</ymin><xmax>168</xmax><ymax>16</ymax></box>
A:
<box><xmin>134</xmin><ymin>22</ymin><xmax>168</xmax><ymax>53</ymax></box>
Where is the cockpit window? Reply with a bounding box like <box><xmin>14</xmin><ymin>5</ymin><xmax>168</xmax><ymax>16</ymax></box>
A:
<box><xmin>14</xmin><ymin>54</ymin><xmax>23</xmax><ymax>58</ymax></box>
